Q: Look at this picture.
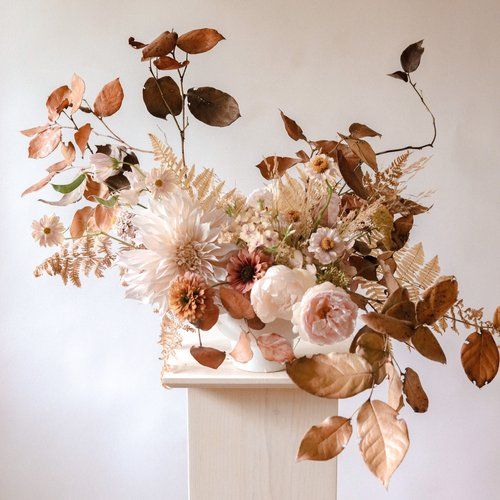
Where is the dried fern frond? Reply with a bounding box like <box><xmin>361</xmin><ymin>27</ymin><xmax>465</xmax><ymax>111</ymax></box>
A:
<box><xmin>34</xmin><ymin>236</ymin><xmax>116</xmax><ymax>287</ymax></box>
<box><xmin>159</xmin><ymin>311</ymin><xmax>191</xmax><ymax>379</ymax></box>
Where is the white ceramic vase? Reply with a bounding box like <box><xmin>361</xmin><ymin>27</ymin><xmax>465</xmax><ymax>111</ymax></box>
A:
<box><xmin>214</xmin><ymin>313</ymin><xmax>295</xmax><ymax>373</ymax></box>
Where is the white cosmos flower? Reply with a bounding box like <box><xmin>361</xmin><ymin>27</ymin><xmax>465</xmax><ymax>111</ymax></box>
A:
<box><xmin>120</xmin><ymin>169</ymin><xmax>146</xmax><ymax>205</ymax></box>
<box><xmin>145</xmin><ymin>167</ymin><xmax>176</xmax><ymax>199</ymax></box>
<box><xmin>306</xmin><ymin>154</ymin><xmax>335</xmax><ymax>179</ymax></box>
<box><xmin>119</xmin><ymin>190</ymin><xmax>234</xmax><ymax>313</ymax></box>
<box><xmin>31</xmin><ymin>214</ymin><xmax>65</xmax><ymax>247</ymax></box>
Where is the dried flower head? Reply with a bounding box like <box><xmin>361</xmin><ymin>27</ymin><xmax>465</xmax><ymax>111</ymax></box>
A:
<box><xmin>226</xmin><ymin>249</ymin><xmax>273</xmax><ymax>293</ymax></box>
<box><xmin>308</xmin><ymin>227</ymin><xmax>349</xmax><ymax>264</ymax></box>
<box><xmin>306</xmin><ymin>154</ymin><xmax>335</xmax><ymax>179</ymax></box>
<box><xmin>168</xmin><ymin>272</ymin><xmax>215</xmax><ymax>322</ymax></box>
<box><xmin>31</xmin><ymin>214</ymin><xmax>65</xmax><ymax>247</ymax></box>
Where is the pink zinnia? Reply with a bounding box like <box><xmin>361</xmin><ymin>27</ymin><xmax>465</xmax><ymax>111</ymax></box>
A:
<box><xmin>226</xmin><ymin>249</ymin><xmax>273</xmax><ymax>294</ymax></box>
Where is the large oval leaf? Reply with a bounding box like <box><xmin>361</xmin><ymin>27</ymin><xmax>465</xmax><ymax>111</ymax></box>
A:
<box><xmin>411</xmin><ymin>325</ymin><xmax>446</xmax><ymax>364</ymax></box>
<box><xmin>400</xmin><ymin>40</ymin><xmax>424</xmax><ymax>73</ymax></box>
<box><xmin>256</xmin><ymin>156</ymin><xmax>298</xmax><ymax>180</ymax></box>
<box><xmin>297</xmin><ymin>416</ymin><xmax>352</xmax><ymax>462</ymax></box>
<box><xmin>220</xmin><ymin>286</ymin><xmax>254</xmax><ymax>320</ymax></box>
<box><xmin>416</xmin><ymin>276</ymin><xmax>458</xmax><ymax>325</ymax></box>
<box><xmin>143</xmin><ymin>76</ymin><xmax>182</xmax><ymax>119</ymax></box>
<box><xmin>461</xmin><ymin>330</ymin><xmax>499</xmax><ymax>388</ymax></box>
<box><xmin>190</xmin><ymin>346</ymin><xmax>225</xmax><ymax>369</ymax></box>
<box><xmin>361</xmin><ymin>312</ymin><xmax>414</xmax><ymax>342</ymax></box>
<box><xmin>177</xmin><ymin>28</ymin><xmax>224</xmax><ymax>54</ymax></box>
<box><xmin>28</xmin><ymin>127</ymin><xmax>61</xmax><ymax>159</ymax></box>
<box><xmin>286</xmin><ymin>353</ymin><xmax>374</xmax><ymax>399</ymax></box>
<box><xmin>93</xmin><ymin>78</ymin><xmax>124</xmax><ymax>117</ymax></box>
<box><xmin>142</xmin><ymin>31</ymin><xmax>178</xmax><ymax>59</ymax></box>
<box><xmin>403</xmin><ymin>367</ymin><xmax>428</xmax><ymax>413</ymax></box>
<box><xmin>256</xmin><ymin>333</ymin><xmax>295</xmax><ymax>364</ymax></box>
<box><xmin>357</xmin><ymin>399</ymin><xmax>409</xmax><ymax>488</ymax></box>
<box><xmin>187</xmin><ymin>87</ymin><xmax>240</xmax><ymax>127</ymax></box>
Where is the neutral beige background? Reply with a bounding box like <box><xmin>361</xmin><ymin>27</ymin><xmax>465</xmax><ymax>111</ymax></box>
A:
<box><xmin>1</xmin><ymin>0</ymin><xmax>499</xmax><ymax>499</ymax></box>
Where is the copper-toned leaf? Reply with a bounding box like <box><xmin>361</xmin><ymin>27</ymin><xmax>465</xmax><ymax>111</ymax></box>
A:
<box><xmin>154</xmin><ymin>56</ymin><xmax>189</xmax><ymax>70</ymax></box>
<box><xmin>416</xmin><ymin>276</ymin><xmax>458</xmax><ymax>325</ymax></box>
<box><xmin>177</xmin><ymin>28</ymin><xmax>224</xmax><ymax>54</ymax></box>
<box><xmin>187</xmin><ymin>87</ymin><xmax>240</xmax><ymax>127</ymax></box>
<box><xmin>21</xmin><ymin>125</ymin><xmax>49</xmax><ymax>137</ymax></box>
<box><xmin>412</xmin><ymin>326</ymin><xmax>446</xmax><ymax>364</ymax></box>
<box><xmin>286</xmin><ymin>353</ymin><xmax>374</xmax><ymax>399</ymax></box>
<box><xmin>194</xmin><ymin>303</ymin><xmax>219</xmax><ymax>331</ymax></box>
<box><xmin>345</xmin><ymin>137</ymin><xmax>377</xmax><ymax>171</ymax></box>
<box><xmin>256</xmin><ymin>156</ymin><xmax>299</xmax><ymax>180</ymax></box>
<box><xmin>382</xmin><ymin>287</ymin><xmax>410</xmax><ymax>314</ymax></box>
<box><xmin>400</xmin><ymin>40</ymin><xmax>424</xmax><ymax>73</ymax></box>
<box><xmin>361</xmin><ymin>312</ymin><xmax>414</xmax><ymax>342</ymax></box>
<box><xmin>297</xmin><ymin>416</ymin><xmax>352</xmax><ymax>462</ymax></box>
<box><xmin>256</xmin><ymin>333</ymin><xmax>295</xmax><ymax>364</ymax></box>
<box><xmin>349</xmin><ymin>123</ymin><xmax>381</xmax><ymax>139</ymax></box>
<box><xmin>28</xmin><ymin>127</ymin><xmax>62</xmax><ymax>159</ymax></box>
<box><xmin>493</xmin><ymin>306</ymin><xmax>500</xmax><ymax>330</ymax></box>
<box><xmin>246</xmin><ymin>315</ymin><xmax>265</xmax><ymax>330</ymax></box>
<box><xmin>385</xmin><ymin>300</ymin><xmax>416</xmax><ymax>325</ymax></box>
<box><xmin>21</xmin><ymin>172</ymin><xmax>56</xmax><ymax>197</ymax></box>
<box><xmin>461</xmin><ymin>330</ymin><xmax>499</xmax><ymax>388</ymax></box>
<box><xmin>61</xmin><ymin>141</ymin><xmax>76</xmax><ymax>165</ymax></box>
<box><xmin>70</xmin><ymin>206</ymin><xmax>93</xmax><ymax>238</ymax></box>
<box><xmin>391</xmin><ymin>214</ymin><xmax>413</xmax><ymax>250</ymax></box>
<box><xmin>230</xmin><ymin>331</ymin><xmax>253</xmax><ymax>363</ymax></box>
<box><xmin>94</xmin><ymin>203</ymin><xmax>116</xmax><ymax>231</ymax></box>
<box><xmin>377</xmin><ymin>254</ymin><xmax>399</xmax><ymax>294</ymax></box>
<box><xmin>46</xmin><ymin>85</ymin><xmax>71</xmax><ymax>122</ymax></box>
<box><xmin>143</xmin><ymin>76</ymin><xmax>182</xmax><ymax>119</ymax></box>
<box><xmin>337</xmin><ymin>149</ymin><xmax>367</xmax><ymax>199</ymax></box>
<box><xmin>347</xmin><ymin>291</ymin><xmax>369</xmax><ymax>310</ymax></box>
<box><xmin>357</xmin><ymin>399</ymin><xmax>409</xmax><ymax>488</ymax></box>
<box><xmin>280</xmin><ymin>110</ymin><xmax>306</xmax><ymax>141</ymax></box>
<box><xmin>142</xmin><ymin>31</ymin><xmax>178</xmax><ymax>59</ymax></box>
<box><xmin>70</xmin><ymin>73</ymin><xmax>85</xmax><ymax>114</ymax></box>
<box><xmin>296</xmin><ymin>149</ymin><xmax>310</xmax><ymax>163</ymax></box>
<box><xmin>93</xmin><ymin>78</ymin><xmax>124</xmax><ymax>118</ymax></box>
<box><xmin>74</xmin><ymin>123</ymin><xmax>92</xmax><ymax>156</ymax></box>
<box><xmin>84</xmin><ymin>177</ymin><xmax>108</xmax><ymax>201</ymax></box>
<box><xmin>46</xmin><ymin>160</ymin><xmax>69</xmax><ymax>174</ymax></box>
<box><xmin>355</xmin><ymin>330</ymin><xmax>388</xmax><ymax>368</ymax></box>
<box><xmin>128</xmin><ymin>36</ymin><xmax>147</xmax><ymax>49</ymax></box>
<box><xmin>403</xmin><ymin>367</ymin><xmax>428</xmax><ymax>413</ymax></box>
<box><xmin>313</xmin><ymin>140</ymin><xmax>339</xmax><ymax>156</ymax></box>
<box><xmin>388</xmin><ymin>71</ymin><xmax>408</xmax><ymax>82</ymax></box>
<box><xmin>220</xmin><ymin>286</ymin><xmax>255</xmax><ymax>320</ymax></box>
<box><xmin>348</xmin><ymin>255</ymin><xmax>378</xmax><ymax>281</ymax></box>
<box><xmin>386</xmin><ymin>363</ymin><xmax>404</xmax><ymax>412</ymax></box>
<box><xmin>190</xmin><ymin>346</ymin><xmax>226</xmax><ymax>369</ymax></box>
<box><xmin>397</xmin><ymin>197</ymin><xmax>429</xmax><ymax>215</ymax></box>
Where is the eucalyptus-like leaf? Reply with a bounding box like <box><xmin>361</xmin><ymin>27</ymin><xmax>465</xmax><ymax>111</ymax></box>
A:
<box><xmin>256</xmin><ymin>333</ymin><xmax>295</xmax><ymax>364</ymax></box>
<box><xmin>51</xmin><ymin>173</ymin><xmax>86</xmax><ymax>194</ymax></box>
<box><xmin>187</xmin><ymin>87</ymin><xmax>240</xmax><ymax>127</ymax></box>
<box><xmin>461</xmin><ymin>330</ymin><xmax>499</xmax><ymax>388</ymax></box>
<box><xmin>190</xmin><ymin>346</ymin><xmax>226</xmax><ymax>369</ymax></box>
<box><xmin>93</xmin><ymin>78</ymin><xmax>124</xmax><ymax>117</ymax></box>
<box><xmin>412</xmin><ymin>326</ymin><xmax>446</xmax><ymax>364</ymax></box>
<box><xmin>143</xmin><ymin>76</ymin><xmax>182</xmax><ymax>119</ymax></box>
<box><xmin>177</xmin><ymin>28</ymin><xmax>224</xmax><ymax>54</ymax></box>
<box><xmin>403</xmin><ymin>367</ymin><xmax>429</xmax><ymax>413</ymax></box>
<box><xmin>28</xmin><ymin>127</ymin><xmax>62</xmax><ymax>159</ymax></box>
<box><xmin>400</xmin><ymin>40</ymin><xmax>424</xmax><ymax>73</ymax></box>
<box><xmin>416</xmin><ymin>276</ymin><xmax>458</xmax><ymax>325</ymax></box>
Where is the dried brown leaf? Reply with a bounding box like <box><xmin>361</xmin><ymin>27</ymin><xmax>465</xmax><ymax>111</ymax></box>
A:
<box><xmin>286</xmin><ymin>353</ymin><xmax>374</xmax><ymax>399</ymax></box>
<box><xmin>280</xmin><ymin>110</ymin><xmax>306</xmax><ymax>141</ymax></box>
<box><xmin>401</xmin><ymin>40</ymin><xmax>424</xmax><ymax>73</ymax></box>
<box><xmin>21</xmin><ymin>173</ymin><xmax>56</xmax><ymax>197</ymax></box>
<box><xmin>61</xmin><ymin>141</ymin><xmax>76</xmax><ymax>165</ymax></box>
<box><xmin>190</xmin><ymin>346</ymin><xmax>226</xmax><ymax>369</ymax></box>
<box><xmin>187</xmin><ymin>87</ymin><xmax>240</xmax><ymax>127</ymax></box>
<box><xmin>21</xmin><ymin>125</ymin><xmax>49</xmax><ymax>137</ymax></box>
<box><xmin>70</xmin><ymin>73</ymin><xmax>85</xmax><ymax>114</ymax></box>
<box><xmin>361</xmin><ymin>312</ymin><xmax>414</xmax><ymax>342</ymax></box>
<box><xmin>74</xmin><ymin>123</ymin><xmax>92</xmax><ymax>156</ymax></box>
<box><xmin>220</xmin><ymin>286</ymin><xmax>255</xmax><ymax>320</ymax></box>
<box><xmin>246</xmin><ymin>315</ymin><xmax>265</xmax><ymax>330</ymax></box>
<box><xmin>403</xmin><ymin>367</ymin><xmax>428</xmax><ymax>413</ymax></box>
<box><xmin>93</xmin><ymin>78</ymin><xmax>124</xmax><ymax>117</ymax></box>
<box><xmin>337</xmin><ymin>149</ymin><xmax>367</xmax><ymax>199</ymax></box>
<box><xmin>177</xmin><ymin>28</ymin><xmax>224</xmax><ymax>54</ymax></box>
<box><xmin>386</xmin><ymin>363</ymin><xmax>404</xmax><ymax>412</ymax></box>
<box><xmin>349</xmin><ymin>123</ymin><xmax>381</xmax><ymax>139</ymax></box>
<box><xmin>385</xmin><ymin>300</ymin><xmax>416</xmax><ymax>325</ymax></box>
<box><xmin>142</xmin><ymin>31</ymin><xmax>178</xmax><ymax>59</ymax></box>
<box><xmin>46</xmin><ymin>85</ymin><xmax>71</xmax><ymax>122</ymax></box>
<box><xmin>297</xmin><ymin>416</ymin><xmax>352</xmax><ymax>462</ymax></box>
<box><xmin>493</xmin><ymin>306</ymin><xmax>500</xmax><ymax>330</ymax></box>
<box><xmin>143</xmin><ymin>76</ymin><xmax>183</xmax><ymax>119</ymax></box>
<box><xmin>345</xmin><ymin>137</ymin><xmax>377</xmax><ymax>171</ymax></box>
<box><xmin>230</xmin><ymin>331</ymin><xmax>253</xmax><ymax>363</ymax></box>
<box><xmin>94</xmin><ymin>204</ymin><xmax>116</xmax><ymax>231</ymax></box>
<box><xmin>28</xmin><ymin>127</ymin><xmax>61</xmax><ymax>159</ymax></box>
<box><xmin>382</xmin><ymin>287</ymin><xmax>410</xmax><ymax>314</ymax></box>
<box><xmin>128</xmin><ymin>36</ymin><xmax>147</xmax><ymax>49</ymax></box>
<box><xmin>256</xmin><ymin>333</ymin><xmax>295</xmax><ymax>363</ymax></box>
<box><xmin>70</xmin><ymin>206</ymin><xmax>93</xmax><ymax>238</ymax></box>
<box><xmin>416</xmin><ymin>276</ymin><xmax>458</xmax><ymax>325</ymax></box>
<box><xmin>154</xmin><ymin>56</ymin><xmax>189</xmax><ymax>70</ymax></box>
<box><xmin>461</xmin><ymin>330</ymin><xmax>499</xmax><ymax>387</ymax></box>
<box><xmin>256</xmin><ymin>156</ymin><xmax>299</xmax><ymax>180</ymax></box>
<box><xmin>412</xmin><ymin>325</ymin><xmax>446</xmax><ymax>364</ymax></box>
<box><xmin>357</xmin><ymin>399</ymin><xmax>409</xmax><ymax>488</ymax></box>
<box><xmin>388</xmin><ymin>71</ymin><xmax>408</xmax><ymax>82</ymax></box>
<box><xmin>193</xmin><ymin>303</ymin><xmax>220</xmax><ymax>331</ymax></box>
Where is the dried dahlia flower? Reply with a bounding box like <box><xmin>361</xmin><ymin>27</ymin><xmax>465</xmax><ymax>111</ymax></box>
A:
<box><xmin>168</xmin><ymin>272</ymin><xmax>215</xmax><ymax>323</ymax></box>
<box><xmin>226</xmin><ymin>249</ymin><xmax>273</xmax><ymax>293</ymax></box>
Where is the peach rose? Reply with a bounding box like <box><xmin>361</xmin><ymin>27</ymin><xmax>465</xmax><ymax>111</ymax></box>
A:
<box><xmin>250</xmin><ymin>265</ymin><xmax>316</xmax><ymax>323</ymax></box>
<box><xmin>292</xmin><ymin>282</ymin><xmax>358</xmax><ymax>345</ymax></box>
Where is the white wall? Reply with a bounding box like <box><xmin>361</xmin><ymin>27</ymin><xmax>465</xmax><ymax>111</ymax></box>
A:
<box><xmin>1</xmin><ymin>1</ymin><xmax>499</xmax><ymax>499</ymax></box>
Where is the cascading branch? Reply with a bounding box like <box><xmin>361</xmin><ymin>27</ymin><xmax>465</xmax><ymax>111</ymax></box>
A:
<box><xmin>21</xmin><ymin>30</ymin><xmax>499</xmax><ymax>487</ymax></box>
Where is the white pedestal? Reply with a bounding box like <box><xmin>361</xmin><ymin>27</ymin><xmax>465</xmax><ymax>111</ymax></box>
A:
<box><xmin>163</xmin><ymin>334</ymin><xmax>338</xmax><ymax>500</ymax></box>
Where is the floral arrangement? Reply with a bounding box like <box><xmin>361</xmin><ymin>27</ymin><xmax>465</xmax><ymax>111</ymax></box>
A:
<box><xmin>22</xmin><ymin>29</ymin><xmax>499</xmax><ymax>487</ymax></box>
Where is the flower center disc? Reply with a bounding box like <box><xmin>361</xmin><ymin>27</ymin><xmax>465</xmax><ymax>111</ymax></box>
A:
<box><xmin>320</xmin><ymin>236</ymin><xmax>335</xmax><ymax>251</ymax></box>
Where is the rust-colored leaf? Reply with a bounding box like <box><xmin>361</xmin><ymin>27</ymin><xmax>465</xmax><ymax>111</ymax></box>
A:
<box><xmin>386</xmin><ymin>363</ymin><xmax>404</xmax><ymax>412</ymax></box>
<box><xmin>46</xmin><ymin>85</ymin><xmax>71</xmax><ymax>122</ymax></box>
<box><xmin>70</xmin><ymin>206</ymin><xmax>93</xmax><ymax>238</ymax></box>
<box><xmin>403</xmin><ymin>367</ymin><xmax>428</xmax><ymax>413</ymax></box>
<box><xmin>70</xmin><ymin>73</ymin><xmax>85</xmax><ymax>114</ymax></box>
<box><xmin>193</xmin><ymin>303</ymin><xmax>219</xmax><ymax>331</ymax></box>
<box><xmin>355</xmin><ymin>330</ymin><xmax>388</xmax><ymax>368</ymax></box>
<box><xmin>388</xmin><ymin>71</ymin><xmax>408</xmax><ymax>82</ymax></box>
<box><xmin>391</xmin><ymin>214</ymin><xmax>413</xmax><ymax>250</ymax></box>
<box><xmin>28</xmin><ymin>127</ymin><xmax>61</xmax><ymax>159</ymax></box>
<box><xmin>337</xmin><ymin>149</ymin><xmax>367</xmax><ymax>199</ymax></box>
<box><xmin>416</xmin><ymin>276</ymin><xmax>458</xmax><ymax>325</ymax></box>
<box><xmin>230</xmin><ymin>331</ymin><xmax>253</xmax><ymax>363</ymax></box>
<box><xmin>143</xmin><ymin>76</ymin><xmax>182</xmax><ymax>119</ymax></box>
<box><xmin>94</xmin><ymin>203</ymin><xmax>116</xmax><ymax>231</ymax></box>
<box><xmin>412</xmin><ymin>326</ymin><xmax>446</xmax><ymax>364</ymax></box>
<box><xmin>74</xmin><ymin>123</ymin><xmax>92</xmax><ymax>156</ymax></box>
<box><xmin>345</xmin><ymin>137</ymin><xmax>377</xmax><ymax>171</ymax></box>
<box><xmin>357</xmin><ymin>399</ymin><xmax>409</xmax><ymax>488</ymax></box>
<box><xmin>385</xmin><ymin>300</ymin><xmax>416</xmax><ymax>325</ymax></box>
<box><xmin>347</xmin><ymin>291</ymin><xmax>369</xmax><ymax>310</ymax></box>
<box><xmin>461</xmin><ymin>330</ymin><xmax>499</xmax><ymax>388</ymax></box>
<box><xmin>128</xmin><ymin>36</ymin><xmax>147</xmax><ymax>49</ymax></box>
<box><xmin>21</xmin><ymin>172</ymin><xmax>56</xmax><ymax>197</ymax></box>
<box><xmin>361</xmin><ymin>313</ymin><xmax>414</xmax><ymax>342</ymax></box>
<box><xmin>256</xmin><ymin>156</ymin><xmax>299</xmax><ymax>180</ymax></box>
<box><xmin>177</xmin><ymin>28</ymin><xmax>224</xmax><ymax>54</ymax></box>
<box><xmin>84</xmin><ymin>177</ymin><xmax>108</xmax><ymax>201</ymax></box>
<box><xmin>142</xmin><ymin>31</ymin><xmax>178</xmax><ymax>59</ymax></box>
<box><xmin>61</xmin><ymin>141</ymin><xmax>76</xmax><ymax>165</ymax></box>
<box><xmin>286</xmin><ymin>353</ymin><xmax>374</xmax><ymax>399</ymax></box>
<box><xmin>220</xmin><ymin>286</ymin><xmax>255</xmax><ymax>320</ymax></box>
<box><xmin>190</xmin><ymin>346</ymin><xmax>226</xmax><ymax>369</ymax></box>
<box><xmin>400</xmin><ymin>40</ymin><xmax>424</xmax><ymax>73</ymax></box>
<box><xmin>246</xmin><ymin>315</ymin><xmax>265</xmax><ymax>330</ymax></box>
<box><xmin>493</xmin><ymin>306</ymin><xmax>500</xmax><ymax>330</ymax></box>
<box><xmin>349</xmin><ymin>123</ymin><xmax>381</xmax><ymax>139</ymax></box>
<box><xmin>187</xmin><ymin>87</ymin><xmax>240</xmax><ymax>127</ymax></box>
<box><xmin>296</xmin><ymin>149</ymin><xmax>309</xmax><ymax>163</ymax></box>
<box><xmin>313</xmin><ymin>140</ymin><xmax>339</xmax><ymax>156</ymax></box>
<box><xmin>297</xmin><ymin>416</ymin><xmax>352</xmax><ymax>462</ymax></box>
<box><xmin>47</xmin><ymin>160</ymin><xmax>69</xmax><ymax>174</ymax></box>
<box><xmin>256</xmin><ymin>333</ymin><xmax>295</xmax><ymax>364</ymax></box>
<box><xmin>21</xmin><ymin>125</ymin><xmax>49</xmax><ymax>137</ymax></box>
<box><xmin>348</xmin><ymin>255</ymin><xmax>378</xmax><ymax>281</ymax></box>
<box><xmin>154</xmin><ymin>56</ymin><xmax>189</xmax><ymax>70</ymax></box>
<box><xmin>93</xmin><ymin>78</ymin><xmax>124</xmax><ymax>117</ymax></box>
<box><xmin>280</xmin><ymin>110</ymin><xmax>306</xmax><ymax>141</ymax></box>
<box><xmin>382</xmin><ymin>287</ymin><xmax>410</xmax><ymax>314</ymax></box>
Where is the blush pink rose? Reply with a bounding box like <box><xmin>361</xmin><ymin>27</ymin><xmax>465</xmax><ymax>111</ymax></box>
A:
<box><xmin>292</xmin><ymin>282</ymin><xmax>358</xmax><ymax>345</ymax></box>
